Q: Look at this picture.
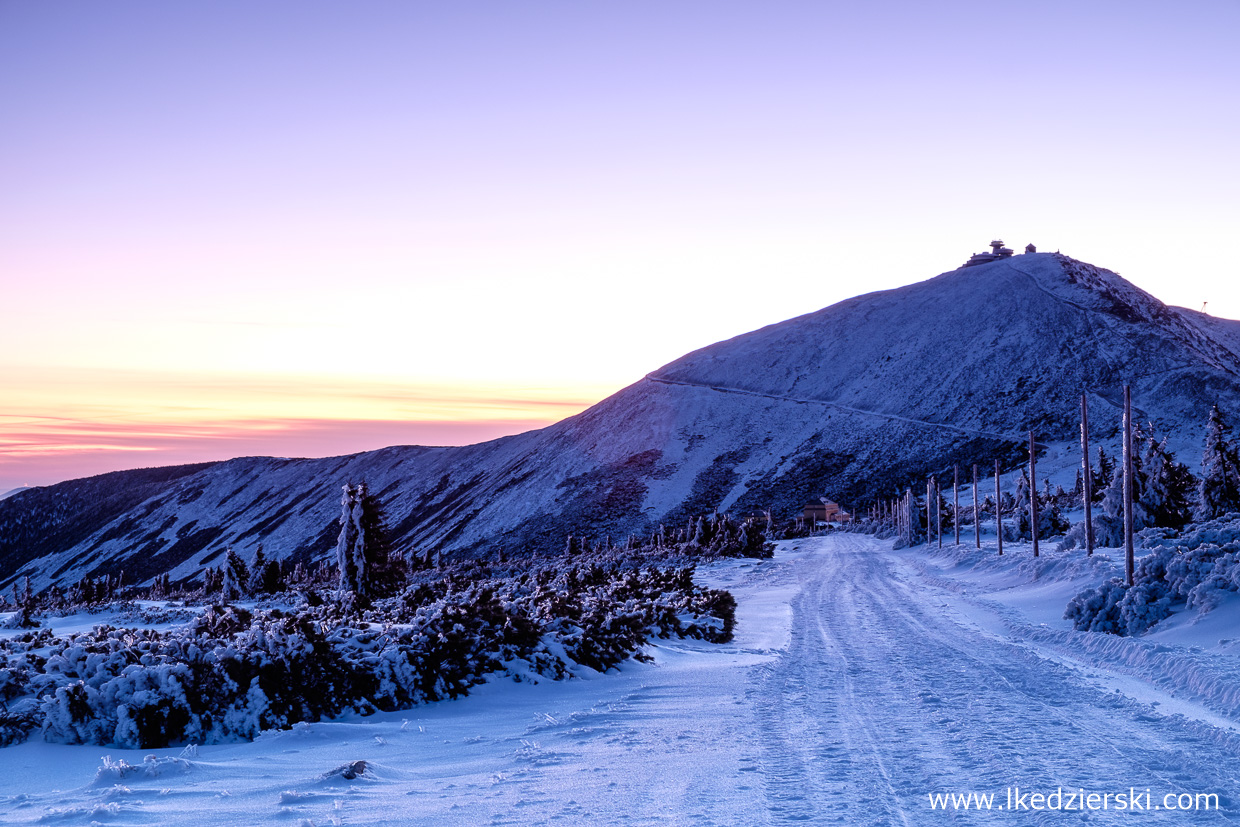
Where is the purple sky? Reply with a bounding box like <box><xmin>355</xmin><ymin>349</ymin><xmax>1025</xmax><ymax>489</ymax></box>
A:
<box><xmin>1</xmin><ymin>1</ymin><xmax>1238</xmax><ymax>493</ymax></box>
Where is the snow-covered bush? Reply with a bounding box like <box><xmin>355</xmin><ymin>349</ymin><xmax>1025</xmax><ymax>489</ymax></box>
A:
<box><xmin>642</xmin><ymin>513</ymin><xmax>774</xmax><ymax>559</ymax></box>
<box><xmin>1063</xmin><ymin>578</ymin><xmax>1128</xmax><ymax>634</ymax></box>
<box><xmin>0</xmin><ymin>548</ymin><xmax>736</xmax><ymax>749</ymax></box>
<box><xmin>1064</xmin><ymin>514</ymin><xmax>1240</xmax><ymax>635</ymax></box>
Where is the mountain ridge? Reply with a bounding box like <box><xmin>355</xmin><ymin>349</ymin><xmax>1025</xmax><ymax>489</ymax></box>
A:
<box><xmin>5</xmin><ymin>251</ymin><xmax>1240</xmax><ymax>591</ymax></box>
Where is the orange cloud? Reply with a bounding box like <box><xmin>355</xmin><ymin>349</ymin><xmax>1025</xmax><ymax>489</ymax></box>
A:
<box><xmin>0</xmin><ymin>416</ymin><xmax>559</xmax><ymax>492</ymax></box>
<box><xmin>0</xmin><ymin>367</ymin><xmax>615</xmax><ymax>491</ymax></box>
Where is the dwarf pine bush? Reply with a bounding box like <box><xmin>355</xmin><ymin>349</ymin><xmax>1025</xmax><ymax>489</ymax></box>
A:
<box><xmin>0</xmin><ymin>546</ymin><xmax>737</xmax><ymax>749</ymax></box>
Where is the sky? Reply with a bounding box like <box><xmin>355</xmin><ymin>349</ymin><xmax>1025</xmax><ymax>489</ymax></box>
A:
<box><xmin>1</xmin><ymin>0</ymin><xmax>1238</xmax><ymax>493</ymax></box>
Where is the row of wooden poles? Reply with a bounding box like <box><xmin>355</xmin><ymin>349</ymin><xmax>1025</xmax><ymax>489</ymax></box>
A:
<box><xmin>866</xmin><ymin>386</ymin><xmax>1138</xmax><ymax>585</ymax></box>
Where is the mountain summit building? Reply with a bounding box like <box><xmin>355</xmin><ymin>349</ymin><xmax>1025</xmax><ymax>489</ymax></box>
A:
<box><xmin>962</xmin><ymin>239</ymin><xmax>1036</xmax><ymax>268</ymax></box>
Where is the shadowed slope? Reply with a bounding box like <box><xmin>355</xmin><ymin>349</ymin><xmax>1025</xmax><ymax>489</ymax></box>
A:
<box><xmin>5</xmin><ymin>253</ymin><xmax>1240</xmax><ymax>590</ymax></box>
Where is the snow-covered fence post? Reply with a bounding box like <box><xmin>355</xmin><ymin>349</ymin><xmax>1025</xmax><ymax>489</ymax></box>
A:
<box><xmin>953</xmin><ymin>464</ymin><xmax>960</xmax><ymax>546</ymax></box>
<box><xmin>926</xmin><ymin>478</ymin><xmax>933</xmax><ymax>547</ymax></box>
<box><xmin>972</xmin><ymin>463</ymin><xmax>980</xmax><ymax>548</ymax></box>
<box><xmin>1123</xmin><ymin>385</ymin><xmax>1134</xmax><ymax>585</ymax></box>
<box><xmin>903</xmin><ymin>491</ymin><xmax>909</xmax><ymax>542</ymax></box>
<box><xmin>994</xmin><ymin>459</ymin><xmax>1003</xmax><ymax>556</ymax></box>
<box><xmin>898</xmin><ymin>492</ymin><xmax>904</xmax><ymax>542</ymax></box>
<box><xmin>1029</xmin><ymin>430</ymin><xmax>1039</xmax><ymax>558</ymax></box>
<box><xmin>936</xmin><ymin>477</ymin><xmax>942</xmax><ymax>549</ymax></box>
<box><xmin>904</xmin><ymin>487</ymin><xmax>913</xmax><ymax>544</ymax></box>
<box><xmin>1081</xmin><ymin>393</ymin><xmax>1094</xmax><ymax>555</ymax></box>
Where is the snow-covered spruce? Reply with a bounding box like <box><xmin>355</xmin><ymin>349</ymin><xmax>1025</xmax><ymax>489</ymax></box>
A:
<box><xmin>1197</xmin><ymin>405</ymin><xmax>1240</xmax><ymax>522</ymax></box>
<box><xmin>0</xmin><ymin>549</ymin><xmax>736</xmax><ymax>749</ymax></box>
<box><xmin>1064</xmin><ymin>514</ymin><xmax>1240</xmax><ymax>635</ymax></box>
<box><xmin>1060</xmin><ymin>422</ymin><xmax>1196</xmax><ymax>550</ymax></box>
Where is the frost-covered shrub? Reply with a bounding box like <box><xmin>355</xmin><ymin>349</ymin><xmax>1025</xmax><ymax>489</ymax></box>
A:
<box><xmin>112</xmin><ymin>603</ymin><xmax>199</xmax><ymax>627</ymax></box>
<box><xmin>1116</xmin><ymin>582</ymin><xmax>1173</xmax><ymax>636</ymax></box>
<box><xmin>1064</xmin><ymin>578</ymin><xmax>1127</xmax><ymax>634</ymax></box>
<box><xmin>1065</xmin><ymin>515</ymin><xmax>1240</xmax><ymax>635</ymax></box>
<box><xmin>1013</xmin><ymin>473</ymin><xmax>1071</xmax><ymax>541</ymax></box>
<box><xmin>0</xmin><ymin>699</ymin><xmax>39</xmax><ymax>746</ymax></box>
<box><xmin>637</xmin><ymin>513</ymin><xmax>774</xmax><ymax>559</ymax></box>
<box><xmin>0</xmin><ymin>548</ymin><xmax>736</xmax><ymax>749</ymax></box>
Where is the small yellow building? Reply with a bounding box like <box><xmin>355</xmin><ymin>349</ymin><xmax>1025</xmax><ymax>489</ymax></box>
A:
<box><xmin>803</xmin><ymin>500</ymin><xmax>850</xmax><ymax>523</ymax></box>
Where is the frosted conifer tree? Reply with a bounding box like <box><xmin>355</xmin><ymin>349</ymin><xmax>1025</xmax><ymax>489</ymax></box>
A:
<box><xmin>335</xmin><ymin>483</ymin><xmax>370</xmax><ymax>600</ymax></box>
<box><xmin>221</xmin><ymin>548</ymin><xmax>248</xmax><ymax>601</ymax></box>
<box><xmin>1196</xmin><ymin>405</ymin><xmax>1240</xmax><ymax>521</ymax></box>
<box><xmin>1093</xmin><ymin>458</ymin><xmax>1150</xmax><ymax>547</ymax></box>
<box><xmin>1015</xmin><ymin>469</ymin><xmax>1032</xmax><ymax>538</ymax></box>
<box><xmin>1140</xmin><ymin>431</ymin><xmax>1195</xmax><ymax>528</ymax></box>
<box><xmin>246</xmin><ymin>547</ymin><xmax>269</xmax><ymax>595</ymax></box>
<box><xmin>247</xmin><ymin>546</ymin><xmax>283</xmax><ymax>595</ymax></box>
<box><xmin>202</xmin><ymin>567</ymin><xmax>223</xmax><ymax>595</ymax></box>
<box><xmin>357</xmin><ymin>484</ymin><xmax>400</xmax><ymax>595</ymax></box>
<box><xmin>1094</xmin><ymin>447</ymin><xmax>1115</xmax><ymax>503</ymax></box>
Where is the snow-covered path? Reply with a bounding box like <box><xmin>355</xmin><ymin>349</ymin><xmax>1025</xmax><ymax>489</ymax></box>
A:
<box><xmin>751</xmin><ymin>535</ymin><xmax>1237</xmax><ymax>824</ymax></box>
<box><xmin>4</xmin><ymin>535</ymin><xmax>1238</xmax><ymax>824</ymax></box>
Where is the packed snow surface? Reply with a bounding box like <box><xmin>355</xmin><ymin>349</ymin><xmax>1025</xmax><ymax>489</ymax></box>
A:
<box><xmin>4</xmin><ymin>534</ymin><xmax>1239</xmax><ymax>824</ymax></box>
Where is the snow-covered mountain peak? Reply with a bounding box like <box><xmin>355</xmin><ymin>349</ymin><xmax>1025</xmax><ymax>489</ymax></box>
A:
<box><xmin>6</xmin><ymin>252</ymin><xmax>1240</xmax><ymax>591</ymax></box>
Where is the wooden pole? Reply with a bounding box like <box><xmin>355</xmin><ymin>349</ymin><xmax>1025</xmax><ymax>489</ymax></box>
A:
<box><xmin>953</xmin><ymin>464</ymin><xmax>960</xmax><ymax>545</ymax></box>
<box><xmin>1029</xmin><ymin>430</ymin><xmax>1039</xmax><ymax>557</ymax></box>
<box><xmin>936</xmin><ymin>477</ymin><xmax>942</xmax><ymax>549</ymax></box>
<box><xmin>926</xmin><ymin>477</ymin><xmax>933</xmax><ymax>547</ymax></box>
<box><xmin>905</xmin><ymin>488</ymin><xmax>912</xmax><ymax>544</ymax></box>
<box><xmin>973</xmin><ymin>463</ymin><xmax>980</xmax><ymax>548</ymax></box>
<box><xmin>995</xmin><ymin>459</ymin><xmax>1003</xmax><ymax>556</ymax></box>
<box><xmin>907</xmin><ymin>489</ymin><xmax>913</xmax><ymax>544</ymax></box>
<box><xmin>898</xmin><ymin>493</ymin><xmax>904</xmax><ymax>542</ymax></box>
<box><xmin>1123</xmin><ymin>385</ymin><xmax>1134</xmax><ymax>585</ymax></box>
<box><xmin>900</xmin><ymin>492</ymin><xmax>906</xmax><ymax>543</ymax></box>
<box><xmin>1081</xmin><ymin>393</ymin><xmax>1094</xmax><ymax>555</ymax></box>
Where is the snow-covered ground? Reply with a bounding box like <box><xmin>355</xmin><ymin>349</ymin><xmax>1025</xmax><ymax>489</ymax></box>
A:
<box><xmin>4</xmin><ymin>535</ymin><xmax>1239</xmax><ymax>824</ymax></box>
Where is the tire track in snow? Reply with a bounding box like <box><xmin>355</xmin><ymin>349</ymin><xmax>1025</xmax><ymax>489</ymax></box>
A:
<box><xmin>749</xmin><ymin>535</ymin><xmax>1238</xmax><ymax>824</ymax></box>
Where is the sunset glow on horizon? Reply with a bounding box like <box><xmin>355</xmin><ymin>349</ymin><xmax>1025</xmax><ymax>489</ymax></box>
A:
<box><xmin>2</xmin><ymin>1</ymin><xmax>1237</xmax><ymax>493</ymax></box>
<box><xmin>0</xmin><ymin>366</ymin><xmax>614</xmax><ymax>489</ymax></box>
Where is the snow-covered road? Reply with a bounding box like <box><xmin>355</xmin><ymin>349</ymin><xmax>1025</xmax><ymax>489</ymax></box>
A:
<box><xmin>4</xmin><ymin>535</ymin><xmax>1238</xmax><ymax>825</ymax></box>
<box><xmin>749</xmin><ymin>535</ymin><xmax>1237</xmax><ymax>824</ymax></box>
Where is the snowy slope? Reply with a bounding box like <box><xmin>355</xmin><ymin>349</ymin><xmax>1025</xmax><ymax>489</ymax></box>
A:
<box><xmin>3</xmin><ymin>534</ymin><xmax>1238</xmax><ymax>824</ymax></box>
<box><xmin>653</xmin><ymin>253</ymin><xmax>1240</xmax><ymax>436</ymax></box>
<box><xmin>5</xmin><ymin>252</ymin><xmax>1240</xmax><ymax>591</ymax></box>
